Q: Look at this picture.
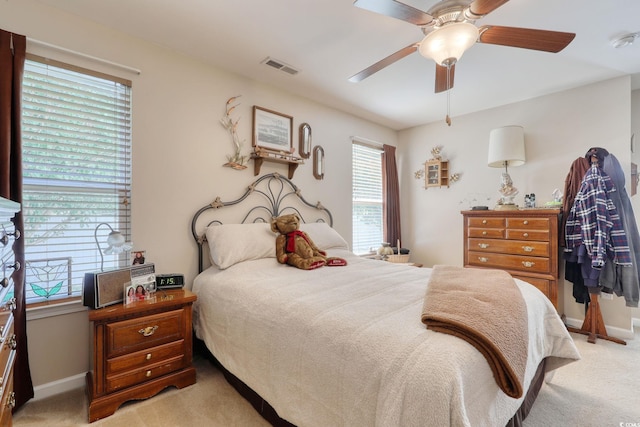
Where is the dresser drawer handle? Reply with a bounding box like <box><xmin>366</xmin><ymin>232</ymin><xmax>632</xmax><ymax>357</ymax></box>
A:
<box><xmin>7</xmin><ymin>261</ymin><xmax>20</xmax><ymax>272</ymax></box>
<box><xmin>138</xmin><ymin>326</ymin><xmax>159</xmax><ymax>337</ymax></box>
<box><xmin>482</xmin><ymin>220</ymin><xmax>487</xmax><ymax>224</ymax></box>
<box><xmin>522</xmin><ymin>246</ymin><xmax>534</xmax><ymax>252</ymax></box>
<box><xmin>482</xmin><ymin>231</ymin><xmax>487</xmax><ymax>236</ymax></box>
<box><xmin>522</xmin><ymin>261</ymin><xmax>536</xmax><ymax>268</ymax></box>
<box><xmin>146</xmin><ymin>353</ymin><xmax>152</xmax><ymax>360</ymax></box>
<box><xmin>8</xmin><ymin>334</ymin><xmax>17</xmax><ymax>350</ymax></box>
<box><xmin>478</xmin><ymin>257</ymin><xmax>489</xmax><ymax>263</ymax></box>
<box><xmin>522</xmin><ymin>233</ymin><xmax>529</xmax><ymax>238</ymax></box>
<box><xmin>7</xmin><ymin>297</ymin><xmax>16</xmax><ymax>311</ymax></box>
<box><xmin>523</xmin><ymin>220</ymin><xmax>529</xmax><ymax>225</ymax></box>
<box><xmin>7</xmin><ymin>391</ymin><xmax>15</xmax><ymax>409</ymax></box>
<box><xmin>478</xmin><ymin>243</ymin><xmax>489</xmax><ymax>249</ymax></box>
<box><xmin>145</xmin><ymin>370</ymin><xmax>152</xmax><ymax>378</ymax></box>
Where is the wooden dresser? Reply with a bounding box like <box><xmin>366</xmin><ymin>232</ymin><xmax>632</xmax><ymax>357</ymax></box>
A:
<box><xmin>462</xmin><ymin>208</ymin><xmax>561</xmax><ymax>310</ymax></box>
<box><xmin>0</xmin><ymin>197</ymin><xmax>20</xmax><ymax>427</ymax></box>
<box><xmin>86</xmin><ymin>289</ymin><xmax>197</xmax><ymax>422</ymax></box>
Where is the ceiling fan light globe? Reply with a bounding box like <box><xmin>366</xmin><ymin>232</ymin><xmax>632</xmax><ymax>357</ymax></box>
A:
<box><xmin>418</xmin><ymin>22</ymin><xmax>479</xmax><ymax>65</ymax></box>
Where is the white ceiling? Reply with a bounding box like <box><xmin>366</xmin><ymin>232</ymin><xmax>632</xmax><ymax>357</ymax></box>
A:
<box><xmin>36</xmin><ymin>0</ymin><xmax>640</xmax><ymax>130</ymax></box>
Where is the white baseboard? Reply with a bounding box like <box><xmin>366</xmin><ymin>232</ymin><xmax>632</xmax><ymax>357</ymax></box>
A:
<box><xmin>33</xmin><ymin>373</ymin><xmax>85</xmax><ymax>401</ymax></box>
<box><xmin>564</xmin><ymin>316</ymin><xmax>635</xmax><ymax>340</ymax></box>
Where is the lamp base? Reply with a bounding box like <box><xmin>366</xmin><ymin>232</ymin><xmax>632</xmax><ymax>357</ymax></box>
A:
<box><xmin>495</xmin><ymin>203</ymin><xmax>519</xmax><ymax>211</ymax></box>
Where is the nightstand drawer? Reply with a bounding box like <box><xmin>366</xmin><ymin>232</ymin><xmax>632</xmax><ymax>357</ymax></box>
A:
<box><xmin>468</xmin><ymin>251</ymin><xmax>550</xmax><ymax>274</ymax></box>
<box><xmin>107</xmin><ymin>340</ymin><xmax>185</xmax><ymax>375</ymax></box>
<box><xmin>106</xmin><ymin>355</ymin><xmax>185</xmax><ymax>393</ymax></box>
<box><xmin>106</xmin><ymin>309</ymin><xmax>185</xmax><ymax>358</ymax></box>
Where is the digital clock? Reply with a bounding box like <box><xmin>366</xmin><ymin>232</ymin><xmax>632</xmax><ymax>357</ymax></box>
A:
<box><xmin>155</xmin><ymin>273</ymin><xmax>185</xmax><ymax>289</ymax></box>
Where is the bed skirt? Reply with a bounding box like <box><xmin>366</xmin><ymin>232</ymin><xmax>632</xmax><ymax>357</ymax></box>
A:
<box><xmin>195</xmin><ymin>338</ymin><xmax>547</xmax><ymax>427</ymax></box>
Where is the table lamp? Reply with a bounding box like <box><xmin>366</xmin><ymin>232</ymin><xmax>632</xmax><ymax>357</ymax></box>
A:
<box><xmin>487</xmin><ymin>126</ymin><xmax>526</xmax><ymax>210</ymax></box>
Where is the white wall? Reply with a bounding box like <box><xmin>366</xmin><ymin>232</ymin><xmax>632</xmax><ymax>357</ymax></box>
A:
<box><xmin>399</xmin><ymin>76</ymin><xmax>635</xmax><ymax>332</ymax></box>
<box><xmin>1</xmin><ymin>0</ymin><xmax>396</xmax><ymax>393</ymax></box>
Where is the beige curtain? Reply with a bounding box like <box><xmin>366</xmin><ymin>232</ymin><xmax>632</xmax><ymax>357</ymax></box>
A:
<box><xmin>382</xmin><ymin>144</ymin><xmax>401</xmax><ymax>247</ymax></box>
<box><xmin>0</xmin><ymin>28</ymin><xmax>34</xmax><ymax>411</ymax></box>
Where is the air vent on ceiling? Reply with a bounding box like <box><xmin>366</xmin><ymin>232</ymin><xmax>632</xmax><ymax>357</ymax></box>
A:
<box><xmin>261</xmin><ymin>57</ymin><xmax>299</xmax><ymax>75</ymax></box>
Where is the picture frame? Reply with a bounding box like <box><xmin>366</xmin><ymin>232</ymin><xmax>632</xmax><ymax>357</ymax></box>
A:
<box><xmin>252</xmin><ymin>106</ymin><xmax>293</xmax><ymax>152</ymax></box>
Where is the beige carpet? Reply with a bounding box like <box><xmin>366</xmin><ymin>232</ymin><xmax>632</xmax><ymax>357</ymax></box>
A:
<box><xmin>14</xmin><ymin>329</ymin><xmax>640</xmax><ymax>427</ymax></box>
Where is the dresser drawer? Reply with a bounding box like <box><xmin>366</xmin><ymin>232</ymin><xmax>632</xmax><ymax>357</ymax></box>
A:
<box><xmin>0</xmin><ymin>314</ymin><xmax>14</xmax><ymax>377</ymax></box>
<box><xmin>467</xmin><ymin>217</ymin><xmax>505</xmax><ymax>228</ymax></box>
<box><xmin>107</xmin><ymin>340</ymin><xmax>185</xmax><ymax>375</ymax></box>
<box><xmin>0</xmin><ymin>363</ymin><xmax>14</xmax><ymax>427</ymax></box>
<box><xmin>106</xmin><ymin>309</ymin><xmax>185</xmax><ymax>358</ymax></box>
<box><xmin>506</xmin><ymin>217</ymin><xmax>550</xmax><ymax>230</ymax></box>
<box><xmin>468</xmin><ymin>238</ymin><xmax>550</xmax><ymax>257</ymax></box>
<box><xmin>505</xmin><ymin>229</ymin><xmax>549</xmax><ymax>241</ymax></box>
<box><xmin>467</xmin><ymin>227</ymin><xmax>505</xmax><ymax>239</ymax></box>
<box><xmin>468</xmin><ymin>251</ymin><xmax>551</xmax><ymax>274</ymax></box>
<box><xmin>513</xmin><ymin>275</ymin><xmax>551</xmax><ymax>296</ymax></box>
<box><xmin>105</xmin><ymin>355</ymin><xmax>185</xmax><ymax>393</ymax></box>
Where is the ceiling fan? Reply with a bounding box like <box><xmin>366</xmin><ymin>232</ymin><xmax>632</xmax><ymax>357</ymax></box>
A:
<box><xmin>349</xmin><ymin>0</ymin><xmax>576</xmax><ymax>95</ymax></box>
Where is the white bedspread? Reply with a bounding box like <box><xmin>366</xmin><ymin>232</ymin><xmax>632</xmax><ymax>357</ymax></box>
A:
<box><xmin>191</xmin><ymin>250</ymin><xmax>580</xmax><ymax>427</ymax></box>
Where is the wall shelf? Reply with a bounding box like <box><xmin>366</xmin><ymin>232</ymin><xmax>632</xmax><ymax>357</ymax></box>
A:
<box><xmin>251</xmin><ymin>150</ymin><xmax>304</xmax><ymax>179</ymax></box>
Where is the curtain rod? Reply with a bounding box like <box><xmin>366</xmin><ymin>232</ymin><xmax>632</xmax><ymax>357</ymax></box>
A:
<box><xmin>28</xmin><ymin>38</ymin><xmax>142</xmax><ymax>75</ymax></box>
<box><xmin>351</xmin><ymin>136</ymin><xmax>386</xmax><ymax>150</ymax></box>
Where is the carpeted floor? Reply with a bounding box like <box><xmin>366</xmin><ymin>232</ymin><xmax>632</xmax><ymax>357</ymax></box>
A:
<box><xmin>13</xmin><ymin>329</ymin><xmax>640</xmax><ymax>427</ymax></box>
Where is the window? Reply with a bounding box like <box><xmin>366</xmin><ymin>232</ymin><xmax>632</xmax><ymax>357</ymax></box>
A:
<box><xmin>21</xmin><ymin>55</ymin><xmax>132</xmax><ymax>305</ymax></box>
<box><xmin>352</xmin><ymin>142</ymin><xmax>383</xmax><ymax>254</ymax></box>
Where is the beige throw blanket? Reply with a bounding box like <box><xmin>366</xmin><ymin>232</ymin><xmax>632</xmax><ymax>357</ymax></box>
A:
<box><xmin>421</xmin><ymin>265</ymin><xmax>529</xmax><ymax>399</ymax></box>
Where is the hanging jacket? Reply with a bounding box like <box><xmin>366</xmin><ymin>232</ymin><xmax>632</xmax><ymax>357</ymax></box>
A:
<box><xmin>565</xmin><ymin>164</ymin><xmax>631</xmax><ymax>269</ymax></box>
<box><xmin>561</xmin><ymin>156</ymin><xmax>590</xmax><ymax>246</ymax></box>
<box><xmin>600</xmin><ymin>153</ymin><xmax>640</xmax><ymax>307</ymax></box>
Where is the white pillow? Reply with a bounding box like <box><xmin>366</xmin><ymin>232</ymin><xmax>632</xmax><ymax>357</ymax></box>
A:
<box><xmin>206</xmin><ymin>223</ymin><xmax>275</xmax><ymax>269</ymax></box>
<box><xmin>300</xmin><ymin>222</ymin><xmax>349</xmax><ymax>251</ymax></box>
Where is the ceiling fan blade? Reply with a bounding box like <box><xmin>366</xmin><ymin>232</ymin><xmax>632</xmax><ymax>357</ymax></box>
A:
<box><xmin>435</xmin><ymin>63</ymin><xmax>455</xmax><ymax>93</ymax></box>
<box><xmin>478</xmin><ymin>26</ymin><xmax>576</xmax><ymax>53</ymax></box>
<box><xmin>353</xmin><ymin>0</ymin><xmax>433</xmax><ymax>26</ymax></box>
<box><xmin>468</xmin><ymin>0</ymin><xmax>510</xmax><ymax>17</ymax></box>
<box><xmin>349</xmin><ymin>43</ymin><xmax>418</xmax><ymax>82</ymax></box>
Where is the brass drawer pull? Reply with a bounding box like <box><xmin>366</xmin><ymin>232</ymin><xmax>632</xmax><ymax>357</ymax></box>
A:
<box><xmin>478</xmin><ymin>243</ymin><xmax>489</xmax><ymax>249</ymax></box>
<box><xmin>522</xmin><ymin>261</ymin><xmax>536</xmax><ymax>268</ymax></box>
<box><xmin>145</xmin><ymin>370</ymin><xmax>152</xmax><ymax>378</ymax></box>
<box><xmin>523</xmin><ymin>220</ymin><xmax>529</xmax><ymax>225</ymax></box>
<box><xmin>522</xmin><ymin>246</ymin><xmax>534</xmax><ymax>252</ymax></box>
<box><xmin>7</xmin><ymin>391</ymin><xmax>15</xmax><ymax>409</ymax></box>
<box><xmin>478</xmin><ymin>257</ymin><xmax>489</xmax><ymax>263</ymax></box>
<box><xmin>138</xmin><ymin>325</ymin><xmax>159</xmax><ymax>337</ymax></box>
<box><xmin>482</xmin><ymin>220</ymin><xmax>487</xmax><ymax>224</ymax></box>
<box><xmin>523</xmin><ymin>233</ymin><xmax>529</xmax><ymax>238</ymax></box>
<box><xmin>7</xmin><ymin>298</ymin><xmax>16</xmax><ymax>311</ymax></box>
<box><xmin>146</xmin><ymin>353</ymin><xmax>152</xmax><ymax>360</ymax></box>
<box><xmin>482</xmin><ymin>231</ymin><xmax>487</xmax><ymax>236</ymax></box>
<box><xmin>9</xmin><ymin>334</ymin><xmax>17</xmax><ymax>350</ymax></box>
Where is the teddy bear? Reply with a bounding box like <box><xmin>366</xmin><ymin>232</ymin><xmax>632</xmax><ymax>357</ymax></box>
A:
<box><xmin>270</xmin><ymin>213</ymin><xmax>346</xmax><ymax>270</ymax></box>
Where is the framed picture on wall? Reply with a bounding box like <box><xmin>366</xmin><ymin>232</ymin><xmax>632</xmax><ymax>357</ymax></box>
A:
<box><xmin>252</xmin><ymin>106</ymin><xmax>293</xmax><ymax>152</ymax></box>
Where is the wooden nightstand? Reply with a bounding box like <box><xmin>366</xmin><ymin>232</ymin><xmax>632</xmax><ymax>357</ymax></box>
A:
<box><xmin>86</xmin><ymin>289</ymin><xmax>197</xmax><ymax>422</ymax></box>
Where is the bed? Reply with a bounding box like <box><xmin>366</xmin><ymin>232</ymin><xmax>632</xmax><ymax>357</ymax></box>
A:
<box><xmin>189</xmin><ymin>173</ymin><xmax>580</xmax><ymax>427</ymax></box>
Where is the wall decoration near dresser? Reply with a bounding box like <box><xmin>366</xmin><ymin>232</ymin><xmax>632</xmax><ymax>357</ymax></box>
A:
<box><xmin>462</xmin><ymin>208</ymin><xmax>561</xmax><ymax>310</ymax></box>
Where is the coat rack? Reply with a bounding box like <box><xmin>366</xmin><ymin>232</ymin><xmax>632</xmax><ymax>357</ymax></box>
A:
<box><xmin>566</xmin><ymin>149</ymin><xmax>626</xmax><ymax>345</ymax></box>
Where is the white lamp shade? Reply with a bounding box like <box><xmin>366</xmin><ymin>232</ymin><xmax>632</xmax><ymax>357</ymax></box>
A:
<box><xmin>418</xmin><ymin>22</ymin><xmax>479</xmax><ymax>65</ymax></box>
<box><xmin>487</xmin><ymin>125</ymin><xmax>526</xmax><ymax>168</ymax></box>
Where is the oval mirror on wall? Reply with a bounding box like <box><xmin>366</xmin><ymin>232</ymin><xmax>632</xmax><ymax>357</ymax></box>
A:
<box><xmin>299</xmin><ymin>123</ymin><xmax>312</xmax><ymax>159</ymax></box>
<box><xmin>313</xmin><ymin>145</ymin><xmax>324</xmax><ymax>180</ymax></box>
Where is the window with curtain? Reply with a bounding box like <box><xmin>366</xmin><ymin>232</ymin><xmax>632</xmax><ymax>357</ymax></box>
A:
<box><xmin>21</xmin><ymin>55</ymin><xmax>132</xmax><ymax>305</ymax></box>
<box><xmin>352</xmin><ymin>142</ymin><xmax>383</xmax><ymax>255</ymax></box>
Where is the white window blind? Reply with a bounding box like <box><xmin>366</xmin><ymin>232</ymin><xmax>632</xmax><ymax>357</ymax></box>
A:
<box><xmin>352</xmin><ymin>142</ymin><xmax>383</xmax><ymax>255</ymax></box>
<box><xmin>21</xmin><ymin>55</ymin><xmax>132</xmax><ymax>305</ymax></box>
